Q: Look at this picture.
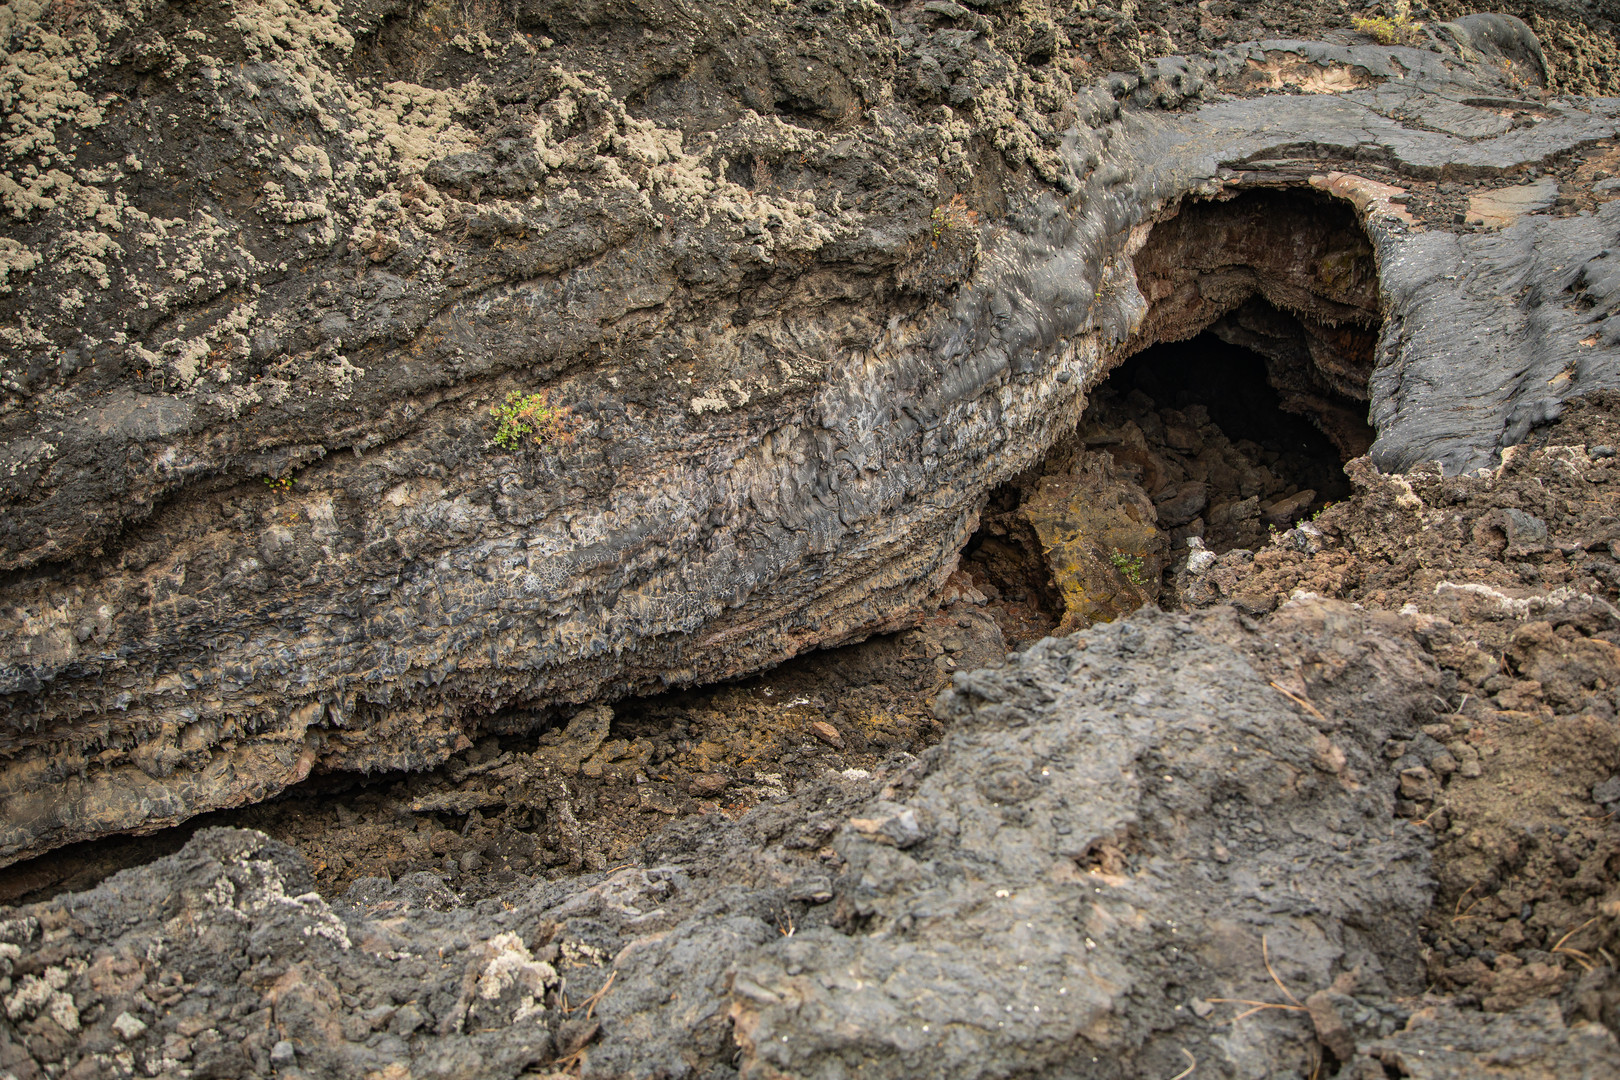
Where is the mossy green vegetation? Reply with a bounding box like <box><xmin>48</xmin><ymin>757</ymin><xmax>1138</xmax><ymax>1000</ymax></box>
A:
<box><xmin>1352</xmin><ymin>13</ymin><xmax>1420</xmax><ymax>46</ymax></box>
<box><xmin>489</xmin><ymin>390</ymin><xmax>576</xmax><ymax>450</ymax></box>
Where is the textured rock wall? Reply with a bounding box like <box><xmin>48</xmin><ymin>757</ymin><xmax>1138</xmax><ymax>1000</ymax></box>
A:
<box><xmin>3</xmin><ymin>3</ymin><xmax>1620</xmax><ymax>861</ymax></box>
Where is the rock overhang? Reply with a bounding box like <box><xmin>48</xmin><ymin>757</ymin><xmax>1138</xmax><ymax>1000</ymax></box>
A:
<box><xmin>0</xmin><ymin>12</ymin><xmax>1619</xmax><ymax>861</ymax></box>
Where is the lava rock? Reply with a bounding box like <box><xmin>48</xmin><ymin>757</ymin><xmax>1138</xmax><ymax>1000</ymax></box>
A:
<box><xmin>2</xmin><ymin>6</ymin><xmax>1619</xmax><ymax>879</ymax></box>
<box><xmin>1153</xmin><ymin>480</ymin><xmax>1210</xmax><ymax>527</ymax></box>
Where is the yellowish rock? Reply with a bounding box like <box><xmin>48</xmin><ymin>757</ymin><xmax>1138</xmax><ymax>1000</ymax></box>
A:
<box><xmin>1021</xmin><ymin>453</ymin><xmax>1165</xmax><ymax>633</ymax></box>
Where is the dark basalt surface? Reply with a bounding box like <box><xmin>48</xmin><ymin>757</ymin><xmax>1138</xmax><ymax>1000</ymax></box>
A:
<box><xmin>17</xmin><ymin>600</ymin><xmax>1614</xmax><ymax>1080</ymax></box>
<box><xmin>5</xmin><ymin>7</ymin><xmax>1620</xmax><ymax>1077</ymax></box>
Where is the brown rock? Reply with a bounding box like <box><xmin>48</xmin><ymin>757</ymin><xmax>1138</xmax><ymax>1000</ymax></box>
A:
<box><xmin>689</xmin><ymin>772</ymin><xmax>729</xmax><ymax>797</ymax></box>
<box><xmin>810</xmin><ymin>721</ymin><xmax>844</xmax><ymax>749</ymax></box>
<box><xmin>1399</xmin><ymin>766</ymin><xmax>1435</xmax><ymax>800</ymax></box>
<box><xmin>1153</xmin><ymin>480</ymin><xmax>1210</xmax><ymax>528</ymax></box>
<box><xmin>1305</xmin><ymin>990</ymin><xmax>1356</xmax><ymax>1062</ymax></box>
<box><xmin>1021</xmin><ymin>454</ymin><xmax>1166</xmax><ymax>632</ymax></box>
<box><xmin>1262</xmin><ymin>488</ymin><xmax>1317</xmax><ymax>526</ymax></box>
<box><xmin>1311</xmin><ymin>733</ymin><xmax>1347</xmax><ymax>774</ymax></box>
<box><xmin>637</xmin><ymin>784</ymin><xmax>682</xmax><ymax>814</ymax></box>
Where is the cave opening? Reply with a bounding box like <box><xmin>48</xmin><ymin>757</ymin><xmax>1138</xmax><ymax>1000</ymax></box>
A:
<box><xmin>958</xmin><ymin>326</ymin><xmax>1374</xmax><ymax>642</ymax></box>
<box><xmin>959</xmin><ymin>186</ymin><xmax>1382</xmax><ymax>641</ymax></box>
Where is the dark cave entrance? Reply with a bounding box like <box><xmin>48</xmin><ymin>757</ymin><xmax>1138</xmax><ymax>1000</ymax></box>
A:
<box><xmin>960</xmin><ymin>328</ymin><xmax>1375</xmax><ymax>643</ymax></box>
<box><xmin>1088</xmin><ymin>328</ymin><xmax>1371</xmax><ymax>542</ymax></box>
<box><xmin>960</xmin><ymin>187</ymin><xmax>1383</xmax><ymax>641</ymax></box>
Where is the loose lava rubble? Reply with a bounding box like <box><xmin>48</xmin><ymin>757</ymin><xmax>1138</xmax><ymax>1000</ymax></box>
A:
<box><xmin>4</xmin><ymin>2</ymin><xmax>1620</xmax><ymax>1080</ymax></box>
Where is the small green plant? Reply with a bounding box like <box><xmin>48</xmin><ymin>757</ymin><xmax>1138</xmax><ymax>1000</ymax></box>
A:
<box><xmin>930</xmin><ymin>193</ymin><xmax>979</xmax><ymax>244</ymax></box>
<box><xmin>1311</xmin><ymin>501</ymin><xmax>1335</xmax><ymax>521</ymax></box>
<box><xmin>488</xmin><ymin>390</ymin><xmax>577</xmax><ymax>451</ymax></box>
<box><xmin>1109</xmin><ymin>548</ymin><xmax>1147</xmax><ymax>587</ymax></box>
<box><xmin>263</xmin><ymin>475</ymin><xmax>295</xmax><ymax>492</ymax></box>
<box><xmin>1352</xmin><ymin>12</ymin><xmax>1420</xmax><ymax>46</ymax></box>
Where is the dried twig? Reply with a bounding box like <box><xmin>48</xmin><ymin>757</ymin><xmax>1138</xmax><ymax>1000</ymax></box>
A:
<box><xmin>1208</xmin><ymin>935</ymin><xmax>1311</xmax><ymax>1024</ymax></box>
<box><xmin>1206</xmin><ymin>998</ymin><xmax>1309</xmax><ymax>1023</ymax></box>
<box><xmin>545</xmin><ymin>1048</ymin><xmax>586</xmax><ymax>1075</ymax></box>
<box><xmin>1552</xmin><ymin>918</ymin><xmax>1601</xmax><ymax>971</ymax></box>
<box><xmin>1166</xmin><ymin>1047</ymin><xmax>1197</xmax><ymax>1080</ymax></box>
<box><xmin>1412</xmin><ymin>801</ymin><xmax>1448</xmax><ymax>828</ymax></box>
<box><xmin>584</xmin><ymin>970</ymin><xmax>616</xmax><ymax>1020</ymax></box>
<box><xmin>1270</xmin><ymin>682</ymin><xmax>1326</xmax><ymax>723</ymax></box>
<box><xmin>563</xmin><ymin>969</ymin><xmax>617</xmax><ymax>1021</ymax></box>
<box><xmin>1553</xmin><ymin>916</ymin><xmax>1600</xmax><ymax>954</ymax></box>
<box><xmin>1263</xmin><ymin>935</ymin><xmax>1303</xmax><ymax>1008</ymax></box>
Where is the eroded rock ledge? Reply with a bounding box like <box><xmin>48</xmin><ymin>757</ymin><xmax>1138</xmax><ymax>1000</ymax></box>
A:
<box><xmin>3</xmin><ymin>3</ymin><xmax>1620</xmax><ymax>863</ymax></box>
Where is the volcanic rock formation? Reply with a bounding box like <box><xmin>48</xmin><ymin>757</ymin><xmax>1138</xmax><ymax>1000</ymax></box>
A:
<box><xmin>6</xmin><ymin>3</ymin><xmax>1620</xmax><ymax>1078</ymax></box>
<box><xmin>5</xmin><ymin>1</ymin><xmax>1620</xmax><ymax>867</ymax></box>
<box><xmin>4</xmin><ymin>598</ymin><xmax>1618</xmax><ymax>1078</ymax></box>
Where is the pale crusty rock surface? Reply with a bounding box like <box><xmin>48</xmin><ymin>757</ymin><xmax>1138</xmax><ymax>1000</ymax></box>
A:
<box><xmin>3</xmin><ymin>1</ymin><xmax>1620</xmax><ymax>868</ymax></box>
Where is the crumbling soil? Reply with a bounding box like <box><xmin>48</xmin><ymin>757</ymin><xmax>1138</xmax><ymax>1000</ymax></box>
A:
<box><xmin>1175</xmin><ymin>392</ymin><xmax>1620</xmax><ymax>1032</ymax></box>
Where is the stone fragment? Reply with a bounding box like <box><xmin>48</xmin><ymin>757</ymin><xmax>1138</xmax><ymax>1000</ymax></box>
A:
<box><xmin>1311</xmin><ymin>733</ymin><xmax>1347</xmax><ymax>774</ymax></box>
<box><xmin>389</xmin><ymin>1005</ymin><xmax>425</xmax><ymax>1037</ymax></box>
<box><xmin>1183</xmin><ymin>536</ymin><xmax>1218</xmax><ymax>574</ymax></box>
<box><xmin>1263</xmin><ymin>488</ymin><xmax>1317</xmax><ymax>526</ymax></box>
<box><xmin>846</xmin><ymin>802</ymin><xmax>926</xmax><ymax>848</ymax></box>
<box><xmin>637</xmin><ymin>784</ymin><xmax>681</xmax><ymax>814</ymax></box>
<box><xmin>688</xmin><ymin>773</ymin><xmax>729</xmax><ymax>797</ymax></box>
<box><xmin>1501</xmin><ymin>508</ymin><xmax>1550</xmax><ymax>555</ymax></box>
<box><xmin>1305</xmin><ymin>990</ymin><xmax>1356</xmax><ymax>1062</ymax></box>
<box><xmin>1153</xmin><ymin>481</ymin><xmax>1209</xmax><ymax>528</ymax></box>
<box><xmin>1023</xmin><ymin>456</ymin><xmax>1164</xmax><ymax>631</ymax></box>
<box><xmin>1399</xmin><ymin>767</ymin><xmax>1434</xmax><ymax>800</ymax></box>
<box><xmin>537</xmin><ymin>706</ymin><xmax>615</xmax><ymax>776</ymax></box>
<box><xmin>810</xmin><ymin>721</ymin><xmax>844</xmax><ymax>748</ymax></box>
<box><xmin>111</xmin><ymin>1012</ymin><xmax>146</xmax><ymax>1041</ymax></box>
